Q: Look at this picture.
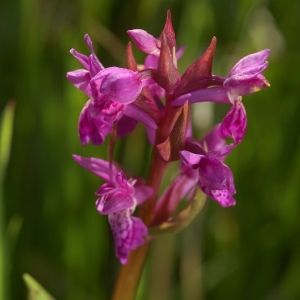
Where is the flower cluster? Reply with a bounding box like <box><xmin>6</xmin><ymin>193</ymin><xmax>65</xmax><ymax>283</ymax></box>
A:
<box><xmin>67</xmin><ymin>11</ymin><xmax>270</xmax><ymax>264</ymax></box>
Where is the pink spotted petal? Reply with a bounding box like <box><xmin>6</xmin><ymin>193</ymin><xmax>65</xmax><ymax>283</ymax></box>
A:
<box><xmin>199</xmin><ymin>184</ymin><xmax>236</xmax><ymax>207</ymax></box>
<box><xmin>108</xmin><ymin>211</ymin><xmax>147</xmax><ymax>264</ymax></box>
<box><xmin>198</xmin><ymin>157</ymin><xmax>233</xmax><ymax>191</ymax></box>
<box><xmin>130</xmin><ymin>216</ymin><xmax>148</xmax><ymax>249</ymax></box>
<box><xmin>219</xmin><ymin>100</ymin><xmax>247</xmax><ymax>145</ymax></box>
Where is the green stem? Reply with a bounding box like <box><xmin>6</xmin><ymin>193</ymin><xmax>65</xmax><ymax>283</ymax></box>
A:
<box><xmin>111</xmin><ymin>242</ymin><xmax>150</xmax><ymax>300</ymax></box>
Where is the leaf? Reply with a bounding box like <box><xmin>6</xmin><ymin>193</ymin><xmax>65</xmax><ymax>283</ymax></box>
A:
<box><xmin>23</xmin><ymin>274</ymin><xmax>55</xmax><ymax>300</ymax></box>
<box><xmin>149</xmin><ymin>188</ymin><xmax>206</xmax><ymax>237</ymax></box>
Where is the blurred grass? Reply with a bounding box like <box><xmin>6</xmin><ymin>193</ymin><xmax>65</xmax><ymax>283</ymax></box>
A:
<box><xmin>0</xmin><ymin>101</ymin><xmax>16</xmax><ymax>300</ymax></box>
<box><xmin>1</xmin><ymin>0</ymin><xmax>300</xmax><ymax>299</ymax></box>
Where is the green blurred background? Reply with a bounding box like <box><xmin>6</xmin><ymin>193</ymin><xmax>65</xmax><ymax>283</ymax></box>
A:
<box><xmin>1</xmin><ymin>0</ymin><xmax>300</xmax><ymax>299</ymax></box>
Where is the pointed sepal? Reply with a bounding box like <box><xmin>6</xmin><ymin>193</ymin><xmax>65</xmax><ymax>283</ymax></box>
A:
<box><xmin>156</xmin><ymin>101</ymin><xmax>189</xmax><ymax>161</ymax></box>
<box><xmin>156</xmin><ymin>33</ymin><xmax>180</xmax><ymax>93</ymax></box>
<box><xmin>160</xmin><ymin>10</ymin><xmax>176</xmax><ymax>50</ymax></box>
<box><xmin>126</xmin><ymin>42</ymin><xmax>138</xmax><ymax>71</ymax></box>
<box><xmin>176</xmin><ymin>37</ymin><xmax>216</xmax><ymax>96</ymax></box>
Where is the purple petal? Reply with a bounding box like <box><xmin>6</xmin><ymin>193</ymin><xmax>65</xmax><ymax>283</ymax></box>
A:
<box><xmin>78</xmin><ymin>99</ymin><xmax>125</xmax><ymax>146</ymax></box>
<box><xmin>123</xmin><ymin>103</ymin><xmax>158</xmax><ymax>129</ymax></box>
<box><xmin>70</xmin><ymin>48</ymin><xmax>90</xmax><ymax>70</ymax></box>
<box><xmin>108</xmin><ymin>211</ymin><xmax>147</xmax><ymax>264</ymax></box>
<box><xmin>78</xmin><ymin>100</ymin><xmax>106</xmax><ymax>146</ymax></box>
<box><xmin>70</xmin><ymin>34</ymin><xmax>104</xmax><ymax>77</ymax></box>
<box><xmin>95</xmin><ymin>171</ymin><xmax>135</xmax><ymax>214</ymax></box>
<box><xmin>198</xmin><ymin>159</ymin><xmax>236</xmax><ymax>207</ymax></box>
<box><xmin>180</xmin><ymin>150</ymin><xmax>202</xmax><ymax>169</ymax></box>
<box><xmin>229</xmin><ymin>49</ymin><xmax>270</xmax><ymax>77</ymax></box>
<box><xmin>145</xmin><ymin>126</ymin><xmax>156</xmax><ymax>146</ymax></box>
<box><xmin>148</xmin><ymin>83</ymin><xmax>165</xmax><ymax>102</ymax></box>
<box><xmin>66</xmin><ymin>69</ymin><xmax>91</xmax><ymax>93</ymax></box>
<box><xmin>225</xmin><ymin>74</ymin><xmax>270</xmax><ymax>96</ymax></box>
<box><xmin>134</xmin><ymin>185</ymin><xmax>153</xmax><ymax>205</ymax></box>
<box><xmin>91</xmin><ymin>100</ymin><xmax>124</xmax><ymax>121</ymax></box>
<box><xmin>83</xmin><ymin>34</ymin><xmax>105</xmax><ymax>76</ymax></box>
<box><xmin>224</xmin><ymin>62</ymin><xmax>268</xmax><ymax>84</ymax></box>
<box><xmin>92</xmin><ymin>67</ymin><xmax>143</xmax><ymax>104</ymax></box>
<box><xmin>172</xmin><ymin>87</ymin><xmax>230</xmax><ymax>106</ymax></box>
<box><xmin>127</xmin><ymin>29</ymin><xmax>161</xmax><ymax>55</ymax></box>
<box><xmin>96</xmin><ymin>191</ymin><xmax>135</xmax><ymax>214</ymax></box>
<box><xmin>199</xmin><ymin>184</ymin><xmax>236</xmax><ymax>207</ymax></box>
<box><xmin>176</xmin><ymin>45</ymin><xmax>185</xmax><ymax>60</ymax></box>
<box><xmin>198</xmin><ymin>157</ymin><xmax>233</xmax><ymax>190</ymax></box>
<box><xmin>117</xmin><ymin>115</ymin><xmax>138</xmax><ymax>138</ymax></box>
<box><xmin>201</xmin><ymin>124</ymin><xmax>226</xmax><ymax>152</ymax></box>
<box><xmin>72</xmin><ymin>155</ymin><xmax>118</xmax><ymax>183</ymax></box>
<box><xmin>144</xmin><ymin>54</ymin><xmax>159</xmax><ymax>69</ymax></box>
<box><xmin>219</xmin><ymin>100</ymin><xmax>247</xmax><ymax>145</ymax></box>
<box><xmin>213</xmin><ymin>144</ymin><xmax>235</xmax><ymax>160</ymax></box>
<box><xmin>130</xmin><ymin>216</ymin><xmax>148</xmax><ymax>249</ymax></box>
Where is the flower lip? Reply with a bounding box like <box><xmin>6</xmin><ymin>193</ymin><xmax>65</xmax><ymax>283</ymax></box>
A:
<box><xmin>198</xmin><ymin>156</ymin><xmax>231</xmax><ymax>190</ymax></box>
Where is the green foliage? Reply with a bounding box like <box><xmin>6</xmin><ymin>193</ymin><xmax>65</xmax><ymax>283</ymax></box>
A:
<box><xmin>1</xmin><ymin>0</ymin><xmax>300</xmax><ymax>299</ymax></box>
<box><xmin>23</xmin><ymin>274</ymin><xmax>55</xmax><ymax>300</ymax></box>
